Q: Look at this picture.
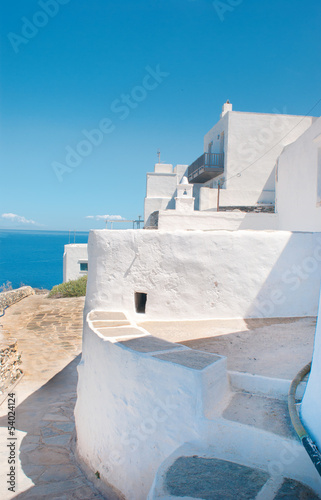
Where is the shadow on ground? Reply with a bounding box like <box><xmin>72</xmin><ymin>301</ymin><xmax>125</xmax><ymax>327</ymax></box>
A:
<box><xmin>0</xmin><ymin>355</ymin><xmax>104</xmax><ymax>499</ymax></box>
<box><xmin>180</xmin><ymin>317</ymin><xmax>315</xmax><ymax>379</ymax></box>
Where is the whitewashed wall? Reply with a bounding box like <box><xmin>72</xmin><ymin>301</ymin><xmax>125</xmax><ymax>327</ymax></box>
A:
<box><xmin>75</xmin><ymin>314</ymin><xmax>227</xmax><ymax>499</ymax></box>
<box><xmin>158</xmin><ymin>210</ymin><xmax>278</xmax><ymax>231</ymax></box>
<box><xmin>203</xmin><ymin>111</ymin><xmax>314</xmax><ymax>208</ymax></box>
<box><xmin>277</xmin><ymin>116</ymin><xmax>321</xmax><ymax>231</ymax></box>
<box><xmin>301</xmin><ymin>284</ymin><xmax>321</xmax><ymax>450</ymax></box>
<box><xmin>63</xmin><ymin>244</ymin><xmax>88</xmax><ymax>282</ymax></box>
<box><xmin>199</xmin><ymin>186</ymin><xmax>218</xmax><ymax>211</ymax></box>
<box><xmin>85</xmin><ymin>230</ymin><xmax>321</xmax><ymax>321</ymax></box>
<box><xmin>144</xmin><ymin>164</ymin><xmax>188</xmax><ymax>227</ymax></box>
<box><xmin>202</xmin><ymin>110</ymin><xmax>228</xmax><ymax>189</ymax></box>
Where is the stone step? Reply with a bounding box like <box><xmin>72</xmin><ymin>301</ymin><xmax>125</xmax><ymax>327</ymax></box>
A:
<box><xmin>89</xmin><ymin>311</ymin><xmax>127</xmax><ymax>321</ymax></box>
<box><xmin>91</xmin><ymin>319</ymin><xmax>131</xmax><ymax>328</ymax></box>
<box><xmin>149</xmin><ymin>450</ymin><xmax>320</xmax><ymax>499</ymax></box>
<box><xmin>222</xmin><ymin>391</ymin><xmax>295</xmax><ymax>439</ymax></box>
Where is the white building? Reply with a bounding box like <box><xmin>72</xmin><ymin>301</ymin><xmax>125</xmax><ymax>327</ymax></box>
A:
<box><xmin>74</xmin><ymin>105</ymin><xmax>321</xmax><ymax>499</ymax></box>
<box><xmin>144</xmin><ymin>163</ymin><xmax>188</xmax><ymax>228</ymax></box>
<box><xmin>276</xmin><ymin>116</ymin><xmax>321</xmax><ymax>231</ymax></box>
<box><xmin>199</xmin><ymin>101</ymin><xmax>315</xmax><ymax>208</ymax></box>
<box><xmin>144</xmin><ymin>102</ymin><xmax>316</xmax><ymax>230</ymax></box>
<box><xmin>63</xmin><ymin>244</ymin><xmax>88</xmax><ymax>282</ymax></box>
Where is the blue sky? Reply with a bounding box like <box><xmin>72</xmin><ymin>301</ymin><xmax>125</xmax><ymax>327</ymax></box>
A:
<box><xmin>0</xmin><ymin>0</ymin><xmax>320</xmax><ymax>231</ymax></box>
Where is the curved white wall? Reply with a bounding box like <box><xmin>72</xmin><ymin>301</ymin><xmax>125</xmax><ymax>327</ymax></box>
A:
<box><xmin>75</xmin><ymin>312</ymin><xmax>227</xmax><ymax>499</ymax></box>
<box><xmin>301</xmin><ymin>285</ymin><xmax>321</xmax><ymax>450</ymax></box>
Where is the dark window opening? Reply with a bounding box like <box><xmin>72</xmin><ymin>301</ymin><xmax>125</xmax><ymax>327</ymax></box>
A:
<box><xmin>80</xmin><ymin>262</ymin><xmax>88</xmax><ymax>272</ymax></box>
<box><xmin>135</xmin><ymin>292</ymin><xmax>147</xmax><ymax>313</ymax></box>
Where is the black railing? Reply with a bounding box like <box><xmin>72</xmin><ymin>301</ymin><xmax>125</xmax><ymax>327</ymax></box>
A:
<box><xmin>188</xmin><ymin>153</ymin><xmax>224</xmax><ymax>183</ymax></box>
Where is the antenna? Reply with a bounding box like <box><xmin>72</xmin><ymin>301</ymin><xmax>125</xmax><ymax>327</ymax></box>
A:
<box><xmin>157</xmin><ymin>149</ymin><xmax>161</xmax><ymax>163</ymax></box>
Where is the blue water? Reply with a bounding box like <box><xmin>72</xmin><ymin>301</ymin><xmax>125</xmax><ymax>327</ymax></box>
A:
<box><xmin>0</xmin><ymin>230</ymin><xmax>89</xmax><ymax>290</ymax></box>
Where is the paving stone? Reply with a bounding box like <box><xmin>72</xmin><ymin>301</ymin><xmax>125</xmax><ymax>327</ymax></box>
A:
<box><xmin>18</xmin><ymin>478</ymin><xmax>90</xmax><ymax>497</ymax></box>
<box><xmin>26</xmin><ymin>446</ymin><xmax>71</xmax><ymax>465</ymax></box>
<box><xmin>155</xmin><ymin>349</ymin><xmax>222</xmax><ymax>370</ymax></box>
<box><xmin>20</xmin><ymin>442</ymin><xmax>41</xmax><ymax>453</ymax></box>
<box><xmin>49</xmin><ymin>490</ymin><xmax>103</xmax><ymax>500</ymax></box>
<box><xmin>39</xmin><ymin>464</ymin><xmax>82</xmax><ymax>482</ymax></box>
<box><xmin>164</xmin><ymin>456</ymin><xmax>270</xmax><ymax>500</ymax></box>
<box><xmin>22</xmin><ymin>434</ymin><xmax>41</xmax><ymax>444</ymax></box>
<box><xmin>43</xmin><ymin>433</ymin><xmax>72</xmax><ymax>447</ymax></box>
<box><xmin>72</xmin><ymin>486</ymin><xmax>105</xmax><ymax>499</ymax></box>
<box><xmin>0</xmin><ymin>295</ymin><xmax>103</xmax><ymax>497</ymax></box>
<box><xmin>274</xmin><ymin>478</ymin><xmax>320</xmax><ymax>499</ymax></box>
<box><xmin>41</xmin><ymin>426</ymin><xmax>61</xmax><ymax>437</ymax></box>
<box><xmin>48</xmin><ymin>400</ymin><xmax>71</xmax><ymax>406</ymax></box>
<box><xmin>42</xmin><ymin>413</ymin><xmax>70</xmax><ymax>422</ymax></box>
<box><xmin>53</xmin><ymin>422</ymin><xmax>75</xmax><ymax>433</ymax></box>
<box><xmin>22</xmin><ymin>464</ymin><xmax>47</xmax><ymax>479</ymax></box>
<box><xmin>120</xmin><ymin>335</ymin><xmax>183</xmax><ymax>352</ymax></box>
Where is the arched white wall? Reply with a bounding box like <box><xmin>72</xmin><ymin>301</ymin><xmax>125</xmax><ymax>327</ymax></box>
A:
<box><xmin>301</xmin><ymin>285</ymin><xmax>321</xmax><ymax>450</ymax></box>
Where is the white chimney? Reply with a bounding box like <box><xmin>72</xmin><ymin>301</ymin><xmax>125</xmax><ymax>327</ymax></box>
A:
<box><xmin>221</xmin><ymin>100</ymin><xmax>232</xmax><ymax>118</ymax></box>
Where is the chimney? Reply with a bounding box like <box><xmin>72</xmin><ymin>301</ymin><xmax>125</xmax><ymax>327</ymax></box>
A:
<box><xmin>221</xmin><ymin>100</ymin><xmax>232</xmax><ymax>118</ymax></box>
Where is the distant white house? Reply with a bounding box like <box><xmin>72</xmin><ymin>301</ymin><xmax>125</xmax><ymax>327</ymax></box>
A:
<box><xmin>63</xmin><ymin>244</ymin><xmax>88</xmax><ymax>282</ymax></box>
<box><xmin>144</xmin><ymin>163</ymin><xmax>188</xmax><ymax>228</ymax></box>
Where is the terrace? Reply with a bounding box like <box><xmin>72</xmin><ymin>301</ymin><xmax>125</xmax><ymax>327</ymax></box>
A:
<box><xmin>187</xmin><ymin>152</ymin><xmax>224</xmax><ymax>183</ymax></box>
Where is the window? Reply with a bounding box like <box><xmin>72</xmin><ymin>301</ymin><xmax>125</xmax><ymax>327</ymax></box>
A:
<box><xmin>80</xmin><ymin>262</ymin><xmax>88</xmax><ymax>272</ymax></box>
<box><xmin>135</xmin><ymin>292</ymin><xmax>147</xmax><ymax>313</ymax></box>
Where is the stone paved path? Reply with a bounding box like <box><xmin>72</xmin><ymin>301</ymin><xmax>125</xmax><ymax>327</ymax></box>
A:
<box><xmin>0</xmin><ymin>293</ymin><xmax>105</xmax><ymax>499</ymax></box>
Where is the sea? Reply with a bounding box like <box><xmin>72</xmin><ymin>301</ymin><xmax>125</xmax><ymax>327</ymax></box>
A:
<box><xmin>0</xmin><ymin>229</ymin><xmax>89</xmax><ymax>291</ymax></box>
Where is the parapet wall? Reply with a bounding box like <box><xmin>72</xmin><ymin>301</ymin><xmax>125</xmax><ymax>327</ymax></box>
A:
<box><xmin>0</xmin><ymin>340</ymin><xmax>22</xmax><ymax>399</ymax></box>
<box><xmin>0</xmin><ymin>286</ymin><xmax>34</xmax><ymax>311</ymax></box>
<box><xmin>75</xmin><ymin>311</ymin><xmax>227</xmax><ymax>499</ymax></box>
<box><xmin>85</xmin><ymin>229</ymin><xmax>321</xmax><ymax>321</ymax></box>
<box><xmin>158</xmin><ymin>210</ymin><xmax>278</xmax><ymax>231</ymax></box>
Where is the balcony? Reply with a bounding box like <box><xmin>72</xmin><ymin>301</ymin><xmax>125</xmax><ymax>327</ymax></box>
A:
<box><xmin>188</xmin><ymin>152</ymin><xmax>224</xmax><ymax>183</ymax></box>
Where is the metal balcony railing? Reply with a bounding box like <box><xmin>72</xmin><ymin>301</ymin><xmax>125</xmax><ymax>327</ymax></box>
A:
<box><xmin>188</xmin><ymin>152</ymin><xmax>224</xmax><ymax>183</ymax></box>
